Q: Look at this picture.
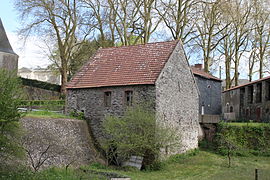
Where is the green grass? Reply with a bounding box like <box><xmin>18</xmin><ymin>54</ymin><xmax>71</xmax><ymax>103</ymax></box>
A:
<box><xmin>227</xmin><ymin>122</ymin><xmax>269</xmax><ymax>127</ymax></box>
<box><xmin>2</xmin><ymin>150</ymin><xmax>270</xmax><ymax>180</ymax></box>
<box><xmin>82</xmin><ymin>150</ymin><xmax>270</xmax><ymax>180</ymax></box>
<box><xmin>24</xmin><ymin>110</ymin><xmax>72</xmax><ymax>119</ymax></box>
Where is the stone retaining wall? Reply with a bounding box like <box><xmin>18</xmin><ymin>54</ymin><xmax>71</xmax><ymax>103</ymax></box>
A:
<box><xmin>21</xmin><ymin>117</ymin><xmax>104</xmax><ymax>171</ymax></box>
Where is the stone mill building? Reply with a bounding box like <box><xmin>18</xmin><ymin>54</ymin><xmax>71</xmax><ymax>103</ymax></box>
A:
<box><xmin>0</xmin><ymin>18</ymin><xmax>18</xmax><ymax>72</ymax></box>
<box><xmin>67</xmin><ymin>40</ymin><xmax>200</xmax><ymax>154</ymax></box>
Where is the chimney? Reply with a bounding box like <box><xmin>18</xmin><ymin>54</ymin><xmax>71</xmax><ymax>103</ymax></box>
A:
<box><xmin>194</xmin><ymin>63</ymin><xmax>203</xmax><ymax>70</ymax></box>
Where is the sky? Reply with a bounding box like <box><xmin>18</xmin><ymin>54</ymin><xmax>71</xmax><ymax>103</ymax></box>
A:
<box><xmin>0</xmin><ymin>0</ymin><xmax>51</xmax><ymax>68</ymax></box>
<box><xmin>0</xmin><ymin>1</ymin><xmax>256</xmax><ymax>80</ymax></box>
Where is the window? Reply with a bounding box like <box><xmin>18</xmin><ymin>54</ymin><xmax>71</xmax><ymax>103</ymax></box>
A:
<box><xmin>104</xmin><ymin>91</ymin><xmax>111</xmax><ymax>107</ymax></box>
<box><xmin>125</xmin><ymin>91</ymin><xmax>133</xmax><ymax>106</ymax></box>
<box><xmin>230</xmin><ymin>106</ymin><xmax>234</xmax><ymax>113</ymax></box>
<box><xmin>256</xmin><ymin>83</ymin><xmax>262</xmax><ymax>103</ymax></box>
<box><xmin>248</xmin><ymin>86</ymin><xmax>253</xmax><ymax>104</ymax></box>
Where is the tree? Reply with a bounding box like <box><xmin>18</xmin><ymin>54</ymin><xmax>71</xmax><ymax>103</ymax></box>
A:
<box><xmin>0</xmin><ymin>70</ymin><xmax>24</xmax><ymax>165</ymax></box>
<box><xmin>194</xmin><ymin>0</ymin><xmax>227</xmax><ymax>73</ymax></box>
<box><xmin>15</xmin><ymin>0</ymin><xmax>90</xmax><ymax>94</ymax></box>
<box><xmin>250</xmin><ymin>0</ymin><xmax>270</xmax><ymax>79</ymax></box>
<box><xmin>156</xmin><ymin>0</ymin><xmax>199</xmax><ymax>44</ymax></box>
<box><xmin>101</xmin><ymin>105</ymin><xmax>181</xmax><ymax>167</ymax></box>
<box><xmin>49</xmin><ymin>36</ymin><xmax>114</xmax><ymax>80</ymax></box>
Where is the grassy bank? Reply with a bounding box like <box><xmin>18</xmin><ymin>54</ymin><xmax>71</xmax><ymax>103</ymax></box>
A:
<box><xmin>23</xmin><ymin>110</ymin><xmax>72</xmax><ymax>119</ymax></box>
<box><xmin>2</xmin><ymin>150</ymin><xmax>270</xmax><ymax>180</ymax></box>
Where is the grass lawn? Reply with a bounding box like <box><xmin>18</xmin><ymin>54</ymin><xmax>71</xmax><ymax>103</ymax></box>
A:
<box><xmin>83</xmin><ymin>150</ymin><xmax>270</xmax><ymax>180</ymax></box>
<box><xmin>2</xmin><ymin>150</ymin><xmax>270</xmax><ymax>180</ymax></box>
<box><xmin>227</xmin><ymin>122</ymin><xmax>269</xmax><ymax>127</ymax></box>
<box><xmin>23</xmin><ymin>110</ymin><xmax>72</xmax><ymax>119</ymax></box>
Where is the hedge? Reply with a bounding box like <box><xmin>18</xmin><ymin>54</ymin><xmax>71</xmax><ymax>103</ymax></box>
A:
<box><xmin>20</xmin><ymin>77</ymin><xmax>61</xmax><ymax>92</ymax></box>
<box><xmin>215</xmin><ymin>123</ymin><xmax>270</xmax><ymax>156</ymax></box>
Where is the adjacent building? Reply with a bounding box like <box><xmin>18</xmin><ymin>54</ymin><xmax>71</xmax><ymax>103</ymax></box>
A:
<box><xmin>191</xmin><ymin>64</ymin><xmax>222</xmax><ymax>115</ymax></box>
<box><xmin>18</xmin><ymin>67</ymin><xmax>61</xmax><ymax>85</ymax></box>
<box><xmin>67</xmin><ymin>40</ymin><xmax>200</xmax><ymax>154</ymax></box>
<box><xmin>0</xmin><ymin>18</ymin><xmax>18</xmax><ymax>73</ymax></box>
<box><xmin>222</xmin><ymin>76</ymin><xmax>270</xmax><ymax>122</ymax></box>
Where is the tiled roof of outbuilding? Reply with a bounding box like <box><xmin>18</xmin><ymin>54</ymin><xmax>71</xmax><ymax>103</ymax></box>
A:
<box><xmin>191</xmin><ymin>67</ymin><xmax>222</xmax><ymax>82</ymax></box>
<box><xmin>67</xmin><ymin>40</ymin><xmax>179</xmax><ymax>89</ymax></box>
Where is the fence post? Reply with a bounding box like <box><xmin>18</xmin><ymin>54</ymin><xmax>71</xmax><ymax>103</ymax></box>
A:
<box><xmin>255</xmin><ymin>169</ymin><xmax>258</xmax><ymax>180</ymax></box>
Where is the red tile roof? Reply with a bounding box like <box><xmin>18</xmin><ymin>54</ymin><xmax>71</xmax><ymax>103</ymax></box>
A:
<box><xmin>67</xmin><ymin>40</ymin><xmax>179</xmax><ymax>89</ymax></box>
<box><xmin>223</xmin><ymin>76</ymin><xmax>270</xmax><ymax>92</ymax></box>
<box><xmin>191</xmin><ymin>67</ymin><xmax>222</xmax><ymax>82</ymax></box>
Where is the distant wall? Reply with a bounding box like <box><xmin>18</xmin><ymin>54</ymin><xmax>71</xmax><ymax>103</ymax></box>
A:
<box><xmin>21</xmin><ymin>77</ymin><xmax>61</xmax><ymax>100</ymax></box>
<box><xmin>21</xmin><ymin>117</ymin><xmax>104</xmax><ymax>170</ymax></box>
<box><xmin>23</xmin><ymin>85</ymin><xmax>60</xmax><ymax>100</ymax></box>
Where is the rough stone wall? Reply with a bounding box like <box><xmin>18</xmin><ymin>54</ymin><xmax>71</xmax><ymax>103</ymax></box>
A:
<box><xmin>222</xmin><ymin>89</ymin><xmax>240</xmax><ymax>119</ymax></box>
<box><xmin>155</xmin><ymin>41</ymin><xmax>200</xmax><ymax>154</ymax></box>
<box><xmin>0</xmin><ymin>52</ymin><xmax>18</xmax><ymax>73</ymax></box>
<box><xmin>23</xmin><ymin>85</ymin><xmax>60</xmax><ymax>100</ymax></box>
<box><xmin>195</xmin><ymin>76</ymin><xmax>222</xmax><ymax>115</ymax></box>
<box><xmin>21</xmin><ymin>117</ymin><xmax>104</xmax><ymax>170</ymax></box>
<box><xmin>67</xmin><ymin>85</ymin><xmax>156</xmax><ymax>142</ymax></box>
<box><xmin>222</xmin><ymin>80</ymin><xmax>270</xmax><ymax>122</ymax></box>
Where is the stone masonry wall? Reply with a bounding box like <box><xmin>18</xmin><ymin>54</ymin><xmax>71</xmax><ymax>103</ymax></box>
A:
<box><xmin>67</xmin><ymin>85</ymin><xmax>156</xmax><ymax>143</ymax></box>
<box><xmin>21</xmin><ymin>117</ymin><xmax>104</xmax><ymax>170</ymax></box>
<box><xmin>195</xmin><ymin>76</ymin><xmax>222</xmax><ymax>115</ymax></box>
<box><xmin>0</xmin><ymin>52</ymin><xmax>18</xmax><ymax>73</ymax></box>
<box><xmin>23</xmin><ymin>85</ymin><xmax>60</xmax><ymax>100</ymax></box>
<box><xmin>155</xmin><ymin>41</ymin><xmax>200</xmax><ymax>154</ymax></box>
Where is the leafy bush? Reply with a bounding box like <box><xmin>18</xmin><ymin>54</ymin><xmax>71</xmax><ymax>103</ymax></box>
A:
<box><xmin>101</xmin><ymin>105</ymin><xmax>181</xmax><ymax>167</ymax></box>
<box><xmin>0</xmin><ymin>70</ymin><xmax>25</xmax><ymax>164</ymax></box>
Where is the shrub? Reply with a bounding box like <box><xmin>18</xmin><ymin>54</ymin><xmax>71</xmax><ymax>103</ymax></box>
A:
<box><xmin>0</xmin><ymin>70</ymin><xmax>25</xmax><ymax>167</ymax></box>
<box><xmin>101</xmin><ymin>105</ymin><xmax>181</xmax><ymax>167</ymax></box>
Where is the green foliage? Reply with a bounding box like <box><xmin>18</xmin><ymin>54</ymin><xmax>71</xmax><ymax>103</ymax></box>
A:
<box><xmin>25</xmin><ymin>110</ymin><xmax>71</xmax><ymax>119</ymax></box>
<box><xmin>69</xmin><ymin>110</ymin><xmax>85</xmax><ymax>120</ymax></box>
<box><xmin>0</xmin><ymin>69</ymin><xmax>25</xmax><ymax>161</ymax></box>
<box><xmin>20</xmin><ymin>77</ymin><xmax>61</xmax><ymax>92</ymax></box>
<box><xmin>101</xmin><ymin>105</ymin><xmax>181</xmax><ymax>166</ymax></box>
<box><xmin>0</xmin><ymin>167</ymin><xmax>106</xmax><ymax>180</ymax></box>
<box><xmin>19</xmin><ymin>100</ymin><xmax>65</xmax><ymax>111</ymax></box>
<box><xmin>215</xmin><ymin>123</ymin><xmax>270</xmax><ymax>156</ymax></box>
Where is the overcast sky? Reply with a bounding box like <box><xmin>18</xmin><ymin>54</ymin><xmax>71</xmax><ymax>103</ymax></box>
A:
<box><xmin>0</xmin><ymin>1</ymin><xmax>51</xmax><ymax>68</ymax></box>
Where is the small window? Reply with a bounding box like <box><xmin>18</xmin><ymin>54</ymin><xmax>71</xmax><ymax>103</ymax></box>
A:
<box><xmin>125</xmin><ymin>91</ymin><xmax>133</xmax><ymax>106</ymax></box>
<box><xmin>230</xmin><ymin>106</ymin><xmax>234</xmax><ymax>113</ymax></box>
<box><xmin>104</xmin><ymin>91</ymin><xmax>111</xmax><ymax>107</ymax></box>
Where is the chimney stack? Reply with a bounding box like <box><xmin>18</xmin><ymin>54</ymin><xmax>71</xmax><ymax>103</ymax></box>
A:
<box><xmin>194</xmin><ymin>63</ymin><xmax>203</xmax><ymax>70</ymax></box>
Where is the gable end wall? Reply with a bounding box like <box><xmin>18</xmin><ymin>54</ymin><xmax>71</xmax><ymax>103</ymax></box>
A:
<box><xmin>155</xmin><ymin>41</ymin><xmax>199</xmax><ymax>154</ymax></box>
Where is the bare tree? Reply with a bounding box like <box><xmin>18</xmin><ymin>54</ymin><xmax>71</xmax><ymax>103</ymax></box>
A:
<box><xmin>250</xmin><ymin>0</ymin><xmax>270</xmax><ymax>79</ymax></box>
<box><xmin>194</xmin><ymin>0</ymin><xmax>228</xmax><ymax>73</ymax></box>
<box><xmin>15</xmin><ymin>0</ymin><xmax>91</xmax><ymax>94</ymax></box>
<box><xmin>156</xmin><ymin>0</ymin><xmax>199</xmax><ymax>44</ymax></box>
